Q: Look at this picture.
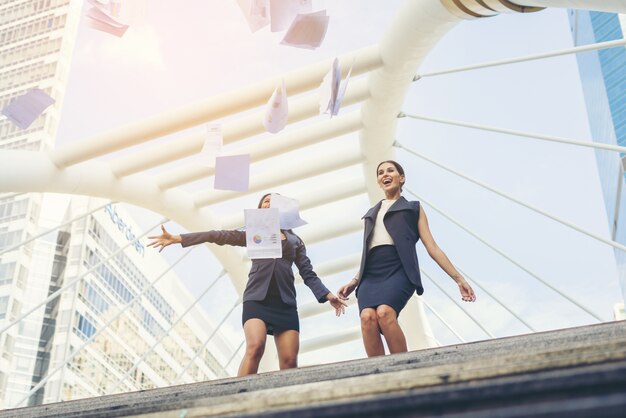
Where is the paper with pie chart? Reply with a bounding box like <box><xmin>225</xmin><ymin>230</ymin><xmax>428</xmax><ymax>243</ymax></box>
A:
<box><xmin>244</xmin><ymin>208</ymin><xmax>282</xmax><ymax>259</ymax></box>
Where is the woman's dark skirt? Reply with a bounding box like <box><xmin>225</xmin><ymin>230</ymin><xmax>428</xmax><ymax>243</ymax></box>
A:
<box><xmin>242</xmin><ymin>276</ymin><xmax>299</xmax><ymax>335</ymax></box>
<box><xmin>357</xmin><ymin>245</ymin><xmax>415</xmax><ymax>317</ymax></box>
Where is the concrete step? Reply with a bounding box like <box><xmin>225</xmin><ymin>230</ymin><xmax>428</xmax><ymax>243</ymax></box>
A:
<box><xmin>4</xmin><ymin>320</ymin><xmax>625</xmax><ymax>418</ymax></box>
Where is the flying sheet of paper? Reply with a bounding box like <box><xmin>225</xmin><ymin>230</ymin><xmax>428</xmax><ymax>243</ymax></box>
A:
<box><xmin>244</xmin><ymin>208</ymin><xmax>282</xmax><ymax>259</ymax></box>
<box><xmin>1</xmin><ymin>88</ymin><xmax>55</xmax><ymax>130</ymax></box>
<box><xmin>280</xmin><ymin>10</ymin><xmax>329</xmax><ymax>50</ymax></box>
<box><xmin>200</xmin><ymin>124</ymin><xmax>223</xmax><ymax>167</ymax></box>
<box><xmin>332</xmin><ymin>63</ymin><xmax>353</xmax><ymax>116</ymax></box>
<box><xmin>214</xmin><ymin>154</ymin><xmax>250</xmax><ymax>192</ymax></box>
<box><xmin>318</xmin><ymin>57</ymin><xmax>340</xmax><ymax>116</ymax></box>
<box><xmin>237</xmin><ymin>0</ymin><xmax>270</xmax><ymax>32</ymax></box>
<box><xmin>87</xmin><ymin>0</ymin><xmax>122</xmax><ymax>17</ymax></box>
<box><xmin>263</xmin><ymin>79</ymin><xmax>288</xmax><ymax>134</ymax></box>
<box><xmin>86</xmin><ymin>6</ymin><xmax>129</xmax><ymax>37</ymax></box>
<box><xmin>270</xmin><ymin>194</ymin><xmax>307</xmax><ymax>230</ymax></box>
<box><xmin>269</xmin><ymin>0</ymin><xmax>312</xmax><ymax>32</ymax></box>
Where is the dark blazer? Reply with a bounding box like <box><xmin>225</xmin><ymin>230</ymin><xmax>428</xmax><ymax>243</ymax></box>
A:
<box><xmin>180</xmin><ymin>229</ymin><xmax>330</xmax><ymax>307</ymax></box>
<box><xmin>357</xmin><ymin>196</ymin><xmax>424</xmax><ymax>295</ymax></box>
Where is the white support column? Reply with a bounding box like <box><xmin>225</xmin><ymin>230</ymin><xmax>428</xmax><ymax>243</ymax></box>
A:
<box><xmin>360</xmin><ymin>0</ymin><xmax>461</xmax><ymax>202</ymax></box>
<box><xmin>398</xmin><ymin>296</ymin><xmax>439</xmax><ymax>350</ymax></box>
<box><xmin>257</xmin><ymin>339</ymin><xmax>279</xmax><ymax>373</ymax></box>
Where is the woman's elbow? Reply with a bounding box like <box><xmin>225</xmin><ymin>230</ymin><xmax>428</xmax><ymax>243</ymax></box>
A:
<box><xmin>425</xmin><ymin>244</ymin><xmax>440</xmax><ymax>258</ymax></box>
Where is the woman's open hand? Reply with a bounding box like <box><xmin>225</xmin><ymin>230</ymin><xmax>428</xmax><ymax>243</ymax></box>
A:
<box><xmin>147</xmin><ymin>225</ymin><xmax>181</xmax><ymax>252</ymax></box>
<box><xmin>326</xmin><ymin>292</ymin><xmax>348</xmax><ymax>317</ymax></box>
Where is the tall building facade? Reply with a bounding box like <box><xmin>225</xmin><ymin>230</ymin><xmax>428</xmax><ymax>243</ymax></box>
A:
<box><xmin>0</xmin><ymin>0</ymin><xmax>235</xmax><ymax>408</ymax></box>
<box><xmin>568</xmin><ymin>10</ymin><xmax>626</xmax><ymax>304</ymax></box>
<box><xmin>0</xmin><ymin>195</ymin><xmax>236</xmax><ymax>408</ymax></box>
<box><xmin>1</xmin><ymin>0</ymin><xmax>85</xmax><ymax>407</ymax></box>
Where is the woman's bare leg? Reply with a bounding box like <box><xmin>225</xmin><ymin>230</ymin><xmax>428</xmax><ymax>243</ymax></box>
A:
<box><xmin>274</xmin><ymin>329</ymin><xmax>299</xmax><ymax>370</ymax></box>
<box><xmin>238</xmin><ymin>319</ymin><xmax>267</xmax><ymax>376</ymax></box>
<box><xmin>376</xmin><ymin>304</ymin><xmax>407</xmax><ymax>354</ymax></box>
<box><xmin>360</xmin><ymin>308</ymin><xmax>385</xmax><ymax>357</ymax></box>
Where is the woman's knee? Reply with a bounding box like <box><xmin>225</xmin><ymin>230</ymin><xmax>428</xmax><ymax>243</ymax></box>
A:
<box><xmin>245</xmin><ymin>340</ymin><xmax>266</xmax><ymax>360</ymax></box>
<box><xmin>279</xmin><ymin>355</ymin><xmax>298</xmax><ymax>369</ymax></box>
<box><xmin>376</xmin><ymin>305</ymin><xmax>398</xmax><ymax>326</ymax></box>
<box><xmin>360</xmin><ymin>309</ymin><xmax>378</xmax><ymax>327</ymax></box>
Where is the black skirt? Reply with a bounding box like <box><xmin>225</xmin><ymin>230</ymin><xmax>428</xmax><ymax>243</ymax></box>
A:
<box><xmin>242</xmin><ymin>275</ymin><xmax>299</xmax><ymax>335</ymax></box>
<box><xmin>357</xmin><ymin>245</ymin><xmax>415</xmax><ymax>317</ymax></box>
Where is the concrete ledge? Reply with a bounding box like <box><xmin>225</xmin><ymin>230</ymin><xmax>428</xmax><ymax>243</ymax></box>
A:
<box><xmin>4</xmin><ymin>321</ymin><xmax>625</xmax><ymax>418</ymax></box>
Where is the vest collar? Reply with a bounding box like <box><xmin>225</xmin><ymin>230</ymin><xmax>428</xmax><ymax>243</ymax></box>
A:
<box><xmin>362</xmin><ymin>196</ymin><xmax>412</xmax><ymax>219</ymax></box>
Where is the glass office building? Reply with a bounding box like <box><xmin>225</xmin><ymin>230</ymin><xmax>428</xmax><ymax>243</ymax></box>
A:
<box><xmin>568</xmin><ymin>10</ymin><xmax>626</xmax><ymax>304</ymax></box>
<box><xmin>0</xmin><ymin>1</ymin><xmax>233</xmax><ymax>408</ymax></box>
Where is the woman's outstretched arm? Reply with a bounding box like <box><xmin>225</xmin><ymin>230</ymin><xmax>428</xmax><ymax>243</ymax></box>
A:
<box><xmin>147</xmin><ymin>225</ymin><xmax>246</xmax><ymax>252</ymax></box>
<box><xmin>417</xmin><ymin>206</ymin><xmax>476</xmax><ymax>302</ymax></box>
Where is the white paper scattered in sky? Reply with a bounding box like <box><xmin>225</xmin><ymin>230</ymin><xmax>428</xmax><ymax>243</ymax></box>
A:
<box><xmin>199</xmin><ymin>124</ymin><xmax>223</xmax><ymax>167</ymax></box>
<box><xmin>319</xmin><ymin>58</ymin><xmax>353</xmax><ymax>117</ymax></box>
<box><xmin>263</xmin><ymin>79</ymin><xmax>288</xmax><ymax>134</ymax></box>
<box><xmin>244</xmin><ymin>208</ymin><xmax>282</xmax><ymax>259</ymax></box>
<box><xmin>237</xmin><ymin>0</ymin><xmax>271</xmax><ymax>32</ymax></box>
<box><xmin>86</xmin><ymin>5</ymin><xmax>129</xmax><ymax>37</ymax></box>
<box><xmin>214</xmin><ymin>154</ymin><xmax>250</xmax><ymax>192</ymax></box>
<box><xmin>319</xmin><ymin>57</ymin><xmax>340</xmax><ymax>116</ymax></box>
<box><xmin>269</xmin><ymin>0</ymin><xmax>312</xmax><ymax>32</ymax></box>
<box><xmin>271</xmin><ymin>193</ymin><xmax>307</xmax><ymax>229</ymax></box>
<box><xmin>1</xmin><ymin>88</ymin><xmax>55</xmax><ymax>130</ymax></box>
<box><xmin>332</xmin><ymin>62</ymin><xmax>352</xmax><ymax>116</ymax></box>
<box><xmin>280</xmin><ymin>10</ymin><xmax>329</xmax><ymax>50</ymax></box>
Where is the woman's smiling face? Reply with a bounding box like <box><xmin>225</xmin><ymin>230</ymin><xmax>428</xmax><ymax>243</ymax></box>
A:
<box><xmin>377</xmin><ymin>162</ymin><xmax>404</xmax><ymax>194</ymax></box>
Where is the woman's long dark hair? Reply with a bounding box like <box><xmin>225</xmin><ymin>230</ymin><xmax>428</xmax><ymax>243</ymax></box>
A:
<box><xmin>257</xmin><ymin>193</ymin><xmax>272</xmax><ymax>209</ymax></box>
<box><xmin>257</xmin><ymin>193</ymin><xmax>291</xmax><ymax>233</ymax></box>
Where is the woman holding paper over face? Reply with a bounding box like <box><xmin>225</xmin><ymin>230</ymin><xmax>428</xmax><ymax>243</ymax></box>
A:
<box><xmin>147</xmin><ymin>193</ymin><xmax>347</xmax><ymax>376</ymax></box>
<box><xmin>337</xmin><ymin>161</ymin><xmax>476</xmax><ymax>357</ymax></box>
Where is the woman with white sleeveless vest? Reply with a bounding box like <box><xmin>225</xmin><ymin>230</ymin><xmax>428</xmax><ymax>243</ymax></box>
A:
<box><xmin>338</xmin><ymin>160</ymin><xmax>476</xmax><ymax>357</ymax></box>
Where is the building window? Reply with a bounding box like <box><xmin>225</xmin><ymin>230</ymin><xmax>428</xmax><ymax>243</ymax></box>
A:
<box><xmin>0</xmin><ymin>296</ymin><xmax>8</xmax><ymax>319</ymax></box>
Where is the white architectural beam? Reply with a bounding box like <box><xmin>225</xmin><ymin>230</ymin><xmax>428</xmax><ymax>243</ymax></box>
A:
<box><xmin>300</xmin><ymin>327</ymin><xmax>362</xmax><ymax>354</ymax></box>
<box><xmin>300</xmin><ymin>297</ymin><xmax>357</xmax><ymax>320</ymax></box>
<box><xmin>50</xmin><ymin>46</ymin><xmax>381</xmax><ymax>169</ymax></box>
<box><xmin>516</xmin><ymin>0</ymin><xmax>626</xmax><ymax>13</ymax></box>
<box><xmin>112</xmin><ymin>110</ymin><xmax>363</xmax><ymax>178</ymax></box>
<box><xmin>0</xmin><ymin>150</ymin><xmax>253</xmax><ymax>295</ymax></box>
<box><xmin>296</xmin><ymin>252</ymin><xmax>361</xmax><ymax>284</ymax></box>
<box><xmin>298</xmin><ymin>217</ymin><xmax>363</xmax><ymax>245</ymax></box>
<box><xmin>192</xmin><ymin>144</ymin><xmax>365</xmax><ymax>208</ymax></box>
<box><xmin>220</xmin><ymin>175</ymin><xmax>366</xmax><ymax>230</ymax></box>
<box><xmin>156</xmin><ymin>81</ymin><xmax>370</xmax><ymax>190</ymax></box>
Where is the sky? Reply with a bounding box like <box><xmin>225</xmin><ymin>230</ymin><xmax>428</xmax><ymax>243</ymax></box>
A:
<box><xmin>52</xmin><ymin>0</ymin><xmax>624</xmax><ymax>371</ymax></box>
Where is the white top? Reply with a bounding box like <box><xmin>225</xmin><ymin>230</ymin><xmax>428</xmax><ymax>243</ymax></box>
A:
<box><xmin>368</xmin><ymin>199</ymin><xmax>396</xmax><ymax>250</ymax></box>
